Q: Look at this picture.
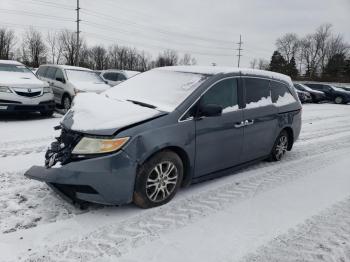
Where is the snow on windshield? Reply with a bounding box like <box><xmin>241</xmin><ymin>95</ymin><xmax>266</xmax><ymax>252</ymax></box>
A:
<box><xmin>0</xmin><ymin>64</ymin><xmax>32</xmax><ymax>73</ymax></box>
<box><xmin>105</xmin><ymin>69</ymin><xmax>209</xmax><ymax>112</ymax></box>
<box><xmin>65</xmin><ymin>69</ymin><xmax>104</xmax><ymax>83</ymax></box>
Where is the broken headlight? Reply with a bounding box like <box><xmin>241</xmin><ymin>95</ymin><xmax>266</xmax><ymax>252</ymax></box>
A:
<box><xmin>72</xmin><ymin>137</ymin><xmax>129</xmax><ymax>155</ymax></box>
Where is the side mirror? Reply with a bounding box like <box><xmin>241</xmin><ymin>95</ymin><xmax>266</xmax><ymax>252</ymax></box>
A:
<box><xmin>56</xmin><ymin>77</ymin><xmax>65</xmax><ymax>83</ymax></box>
<box><xmin>198</xmin><ymin>104</ymin><xmax>223</xmax><ymax>117</ymax></box>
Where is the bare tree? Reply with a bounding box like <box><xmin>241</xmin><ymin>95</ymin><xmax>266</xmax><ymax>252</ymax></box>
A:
<box><xmin>258</xmin><ymin>58</ymin><xmax>270</xmax><ymax>70</ymax></box>
<box><xmin>22</xmin><ymin>28</ymin><xmax>47</xmax><ymax>67</ymax></box>
<box><xmin>0</xmin><ymin>28</ymin><xmax>16</xmax><ymax>60</ymax></box>
<box><xmin>46</xmin><ymin>31</ymin><xmax>62</xmax><ymax>64</ymax></box>
<box><xmin>250</xmin><ymin>58</ymin><xmax>258</xmax><ymax>69</ymax></box>
<box><xmin>155</xmin><ymin>49</ymin><xmax>178</xmax><ymax>67</ymax></box>
<box><xmin>300</xmin><ymin>24</ymin><xmax>332</xmax><ymax>77</ymax></box>
<box><xmin>276</xmin><ymin>33</ymin><xmax>300</xmax><ymax>63</ymax></box>
<box><xmin>89</xmin><ymin>45</ymin><xmax>107</xmax><ymax>70</ymax></box>
<box><xmin>179</xmin><ymin>53</ymin><xmax>197</xmax><ymax>65</ymax></box>
<box><xmin>59</xmin><ymin>29</ymin><xmax>83</xmax><ymax>66</ymax></box>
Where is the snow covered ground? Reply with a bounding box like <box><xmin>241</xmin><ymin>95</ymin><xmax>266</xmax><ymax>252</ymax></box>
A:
<box><xmin>0</xmin><ymin>103</ymin><xmax>349</xmax><ymax>262</ymax></box>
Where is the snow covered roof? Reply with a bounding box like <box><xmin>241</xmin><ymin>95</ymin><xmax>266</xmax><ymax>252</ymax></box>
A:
<box><xmin>40</xmin><ymin>64</ymin><xmax>92</xmax><ymax>71</ymax></box>
<box><xmin>0</xmin><ymin>60</ymin><xmax>23</xmax><ymax>65</ymax></box>
<box><xmin>101</xmin><ymin>69</ymin><xmax>141</xmax><ymax>78</ymax></box>
<box><xmin>157</xmin><ymin>66</ymin><xmax>292</xmax><ymax>83</ymax></box>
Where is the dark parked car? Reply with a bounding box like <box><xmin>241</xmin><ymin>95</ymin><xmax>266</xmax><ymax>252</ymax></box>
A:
<box><xmin>295</xmin><ymin>89</ymin><xmax>312</xmax><ymax>103</ymax></box>
<box><xmin>293</xmin><ymin>83</ymin><xmax>326</xmax><ymax>103</ymax></box>
<box><xmin>304</xmin><ymin>83</ymin><xmax>350</xmax><ymax>104</ymax></box>
<box><xmin>25</xmin><ymin>66</ymin><xmax>302</xmax><ymax>208</ymax></box>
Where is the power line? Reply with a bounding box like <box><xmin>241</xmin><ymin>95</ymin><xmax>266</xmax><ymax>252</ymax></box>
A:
<box><xmin>0</xmin><ymin>8</ymin><xmax>73</xmax><ymax>22</ymax></box>
<box><xmin>236</xmin><ymin>34</ymin><xmax>243</xmax><ymax>67</ymax></box>
<box><xmin>81</xmin><ymin>8</ymin><xmax>234</xmax><ymax>46</ymax></box>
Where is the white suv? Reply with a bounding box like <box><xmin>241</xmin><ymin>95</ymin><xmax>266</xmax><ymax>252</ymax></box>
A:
<box><xmin>0</xmin><ymin>60</ymin><xmax>55</xmax><ymax>116</ymax></box>
<box><xmin>37</xmin><ymin>65</ymin><xmax>111</xmax><ymax>110</ymax></box>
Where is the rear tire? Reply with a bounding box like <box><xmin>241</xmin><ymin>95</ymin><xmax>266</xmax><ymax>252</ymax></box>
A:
<box><xmin>62</xmin><ymin>95</ymin><xmax>72</xmax><ymax>110</ymax></box>
<box><xmin>334</xmin><ymin>96</ymin><xmax>343</xmax><ymax>104</ymax></box>
<box><xmin>133</xmin><ymin>151</ymin><xmax>183</xmax><ymax>209</ymax></box>
<box><xmin>268</xmin><ymin>130</ymin><xmax>289</xmax><ymax>162</ymax></box>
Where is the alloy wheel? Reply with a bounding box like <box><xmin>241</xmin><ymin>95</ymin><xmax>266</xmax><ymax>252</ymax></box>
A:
<box><xmin>275</xmin><ymin>135</ymin><xmax>288</xmax><ymax>160</ymax></box>
<box><xmin>146</xmin><ymin>161</ymin><xmax>178</xmax><ymax>203</ymax></box>
<box><xmin>63</xmin><ymin>97</ymin><xmax>71</xmax><ymax>110</ymax></box>
<box><xmin>335</xmin><ymin>97</ymin><xmax>343</xmax><ymax>104</ymax></box>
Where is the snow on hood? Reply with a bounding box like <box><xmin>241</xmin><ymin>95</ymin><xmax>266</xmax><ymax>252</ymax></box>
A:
<box><xmin>0</xmin><ymin>71</ymin><xmax>47</xmax><ymax>87</ymax></box>
<box><xmin>70</xmin><ymin>80</ymin><xmax>110</xmax><ymax>93</ymax></box>
<box><xmin>62</xmin><ymin>93</ymin><xmax>164</xmax><ymax>134</ymax></box>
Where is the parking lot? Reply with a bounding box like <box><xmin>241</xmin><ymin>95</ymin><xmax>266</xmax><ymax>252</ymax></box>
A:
<box><xmin>1</xmin><ymin>102</ymin><xmax>350</xmax><ymax>262</ymax></box>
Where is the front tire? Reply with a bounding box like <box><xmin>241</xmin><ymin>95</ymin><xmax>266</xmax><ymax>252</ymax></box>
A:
<box><xmin>269</xmin><ymin>130</ymin><xmax>289</xmax><ymax>161</ymax></box>
<box><xmin>133</xmin><ymin>151</ymin><xmax>183</xmax><ymax>209</ymax></box>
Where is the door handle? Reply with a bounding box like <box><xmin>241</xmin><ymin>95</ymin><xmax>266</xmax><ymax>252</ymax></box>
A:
<box><xmin>234</xmin><ymin>121</ymin><xmax>245</xmax><ymax>128</ymax></box>
<box><xmin>245</xmin><ymin>119</ymin><xmax>254</xmax><ymax>126</ymax></box>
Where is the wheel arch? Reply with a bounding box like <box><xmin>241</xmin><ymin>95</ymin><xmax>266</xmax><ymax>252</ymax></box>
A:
<box><xmin>138</xmin><ymin>146</ymin><xmax>193</xmax><ymax>188</ymax></box>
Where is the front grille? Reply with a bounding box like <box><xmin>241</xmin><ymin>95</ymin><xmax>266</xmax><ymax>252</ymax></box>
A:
<box><xmin>15</xmin><ymin>91</ymin><xmax>41</xmax><ymax>97</ymax></box>
<box><xmin>45</xmin><ymin>127</ymin><xmax>83</xmax><ymax>167</ymax></box>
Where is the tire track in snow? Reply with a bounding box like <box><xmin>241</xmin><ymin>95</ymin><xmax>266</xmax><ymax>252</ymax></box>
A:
<box><xmin>20</xmin><ymin>137</ymin><xmax>350</xmax><ymax>262</ymax></box>
<box><xmin>240</xmin><ymin>198</ymin><xmax>350</xmax><ymax>262</ymax></box>
<box><xmin>2</xmin><ymin>129</ymin><xmax>350</xmax><ymax>237</ymax></box>
<box><xmin>0</xmin><ymin>170</ymin><xmax>90</xmax><ymax>234</ymax></box>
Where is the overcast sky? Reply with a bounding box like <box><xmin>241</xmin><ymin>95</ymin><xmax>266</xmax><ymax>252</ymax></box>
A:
<box><xmin>1</xmin><ymin>0</ymin><xmax>349</xmax><ymax>67</ymax></box>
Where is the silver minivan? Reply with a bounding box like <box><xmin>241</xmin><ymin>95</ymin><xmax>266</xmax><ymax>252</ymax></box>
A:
<box><xmin>37</xmin><ymin>65</ymin><xmax>111</xmax><ymax>110</ymax></box>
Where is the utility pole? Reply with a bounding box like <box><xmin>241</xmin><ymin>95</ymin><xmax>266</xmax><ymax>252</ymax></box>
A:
<box><xmin>76</xmin><ymin>0</ymin><xmax>81</xmax><ymax>66</ymax></box>
<box><xmin>236</xmin><ymin>34</ymin><xmax>243</xmax><ymax>68</ymax></box>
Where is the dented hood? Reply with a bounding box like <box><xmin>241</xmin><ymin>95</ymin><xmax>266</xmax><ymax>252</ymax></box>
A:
<box><xmin>61</xmin><ymin>93</ymin><xmax>165</xmax><ymax>135</ymax></box>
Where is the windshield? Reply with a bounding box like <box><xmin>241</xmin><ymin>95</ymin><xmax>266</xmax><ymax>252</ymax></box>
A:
<box><xmin>332</xmin><ymin>86</ymin><xmax>347</xmax><ymax>92</ymax></box>
<box><xmin>0</xmin><ymin>64</ymin><xmax>33</xmax><ymax>73</ymax></box>
<box><xmin>299</xmin><ymin>84</ymin><xmax>315</xmax><ymax>92</ymax></box>
<box><xmin>65</xmin><ymin>69</ymin><xmax>105</xmax><ymax>83</ymax></box>
<box><xmin>105</xmin><ymin>69</ymin><xmax>209</xmax><ymax>112</ymax></box>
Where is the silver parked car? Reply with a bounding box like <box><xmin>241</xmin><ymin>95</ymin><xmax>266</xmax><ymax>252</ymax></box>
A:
<box><xmin>37</xmin><ymin>65</ymin><xmax>111</xmax><ymax>110</ymax></box>
<box><xmin>0</xmin><ymin>60</ymin><xmax>55</xmax><ymax>116</ymax></box>
<box><xmin>98</xmin><ymin>69</ymin><xmax>140</xmax><ymax>86</ymax></box>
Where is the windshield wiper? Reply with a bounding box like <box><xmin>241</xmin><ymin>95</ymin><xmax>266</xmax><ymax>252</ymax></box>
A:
<box><xmin>127</xmin><ymin>100</ymin><xmax>157</xmax><ymax>109</ymax></box>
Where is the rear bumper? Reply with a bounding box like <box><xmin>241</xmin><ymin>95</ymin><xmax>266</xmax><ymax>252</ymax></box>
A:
<box><xmin>24</xmin><ymin>150</ymin><xmax>138</xmax><ymax>205</ymax></box>
<box><xmin>0</xmin><ymin>100</ymin><xmax>55</xmax><ymax>113</ymax></box>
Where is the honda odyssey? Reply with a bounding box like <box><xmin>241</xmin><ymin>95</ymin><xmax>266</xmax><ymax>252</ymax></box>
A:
<box><xmin>25</xmin><ymin>66</ymin><xmax>302</xmax><ymax>208</ymax></box>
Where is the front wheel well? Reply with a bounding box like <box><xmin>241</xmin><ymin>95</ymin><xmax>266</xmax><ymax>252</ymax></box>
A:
<box><xmin>139</xmin><ymin>146</ymin><xmax>192</xmax><ymax>188</ymax></box>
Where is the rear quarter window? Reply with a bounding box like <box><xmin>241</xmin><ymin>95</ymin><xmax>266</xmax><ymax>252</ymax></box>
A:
<box><xmin>244</xmin><ymin>78</ymin><xmax>271</xmax><ymax>109</ymax></box>
<box><xmin>271</xmin><ymin>81</ymin><xmax>296</xmax><ymax>106</ymax></box>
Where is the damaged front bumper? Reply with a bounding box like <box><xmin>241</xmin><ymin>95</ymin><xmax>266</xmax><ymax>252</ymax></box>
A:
<box><xmin>25</xmin><ymin>150</ymin><xmax>138</xmax><ymax>205</ymax></box>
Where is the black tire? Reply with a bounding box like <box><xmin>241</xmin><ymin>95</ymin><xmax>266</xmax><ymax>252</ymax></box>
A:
<box><xmin>133</xmin><ymin>151</ymin><xmax>183</xmax><ymax>209</ymax></box>
<box><xmin>62</xmin><ymin>95</ymin><xmax>72</xmax><ymax>110</ymax></box>
<box><xmin>40</xmin><ymin>110</ymin><xmax>54</xmax><ymax>117</ymax></box>
<box><xmin>268</xmin><ymin>130</ymin><xmax>289</xmax><ymax>162</ymax></box>
<box><xmin>334</xmin><ymin>96</ymin><xmax>343</xmax><ymax>104</ymax></box>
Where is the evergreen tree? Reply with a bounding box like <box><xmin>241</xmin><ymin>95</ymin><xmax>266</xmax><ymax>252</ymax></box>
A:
<box><xmin>286</xmin><ymin>56</ymin><xmax>298</xmax><ymax>79</ymax></box>
<box><xmin>323</xmin><ymin>53</ymin><xmax>346</xmax><ymax>80</ymax></box>
<box><xmin>269</xmin><ymin>51</ymin><xmax>287</xmax><ymax>74</ymax></box>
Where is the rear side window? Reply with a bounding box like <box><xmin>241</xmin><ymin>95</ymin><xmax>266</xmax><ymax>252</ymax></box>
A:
<box><xmin>103</xmin><ymin>73</ymin><xmax>117</xmax><ymax>81</ymax></box>
<box><xmin>200</xmin><ymin>78</ymin><xmax>238</xmax><ymax>113</ymax></box>
<box><xmin>271</xmin><ymin>81</ymin><xmax>296</xmax><ymax>105</ymax></box>
<box><xmin>46</xmin><ymin>67</ymin><xmax>57</xmax><ymax>79</ymax></box>
<box><xmin>37</xmin><ymin>66</ymin><xmax>48</xmax><ymax>77</ymax></box>
<box><xmin>118</xmin><ymin>73</ymin><xmax>127</xmax><ymax>81</ymax></box>
<box><xmin>244</xmin><ymin>78</ymin><xmax>271</xmax><ymax>109</ymax></box>
<box><xmin>55</xmin><ymin>69</ymin><xmax>65</xmax><ymax>80</ymax></box>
